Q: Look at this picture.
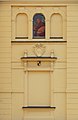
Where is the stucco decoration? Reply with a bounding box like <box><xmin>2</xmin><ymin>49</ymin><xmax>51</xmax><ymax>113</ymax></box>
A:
<box><xmin>50</xmin><ymin>50</ymin><xmax>54</xmax><ymax>57</ymax></box>
<box><xmin>33</xmin><ymin>43</ymin><xmax>46</xmax><ymax>57</ymax></box>
<box><xmin>24</xmin><ymin>50</ymin><xmax>28</xmax><ymax>57</ymax></box>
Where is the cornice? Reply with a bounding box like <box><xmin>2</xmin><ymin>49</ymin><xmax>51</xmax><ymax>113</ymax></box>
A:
<box><xmin>0</xmin><ymin>0</ymin><xmax>78</xmax><ymax>5</ymax></box>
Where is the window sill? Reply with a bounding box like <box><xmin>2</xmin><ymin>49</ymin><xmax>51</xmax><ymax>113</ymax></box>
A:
<box><xmin>11</xmin><ymin>39</ymin><xmax>67</xmax><ymax>43</ymax></box>
<box><xmin>50</xmin><ymin>37</ymin><xmax>63</xmax><ymax>39</ymax></box>
<box><xmin>15</xmin><ymin>37</ymin><xmax>28</xmax><ymax>39</ymax></box>
<box><xmin>22</xmin><ymin>106</ymin><xmax>56</xmax><ymax>109</ymax></box>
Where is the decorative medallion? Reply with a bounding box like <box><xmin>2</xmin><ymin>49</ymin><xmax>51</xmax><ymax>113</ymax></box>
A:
<box><xmin>33</xmin><ymin>43</ymin><xmax>46</xmax><ymax>57</ymax></box>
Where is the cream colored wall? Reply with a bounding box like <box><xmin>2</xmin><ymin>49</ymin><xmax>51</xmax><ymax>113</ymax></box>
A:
<box><xmin>0</xmin><ymin>4</ymin><xmax>11</xmax><ymax>120</ymax></box>
<box><xmin>0</xmin><ymin>1</ymin><xmax>78</xmax><ymax>120</ymax></box>
<box><xmin>11</xmin><ymin>42</ymin><xmax>66</xmax><ymax>120</ymax></box>
<box><xmin>67</xmin><ymin>5</ymin><xmax>78</xmax><ymax>120</ymax></box>
<box><xmin>0</xmin><ymin>3</ymin><xmax>66</xmax><ymax>120</ymax></box>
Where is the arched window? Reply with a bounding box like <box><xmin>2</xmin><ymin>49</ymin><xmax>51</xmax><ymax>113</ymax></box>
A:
<box><xmin>33</xmin><ymin>13</ymin><xmax>45</xmax><ymax>39</ymax></box>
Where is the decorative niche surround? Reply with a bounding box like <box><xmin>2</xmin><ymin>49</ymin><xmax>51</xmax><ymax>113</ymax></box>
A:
<box><xmin>50</xmin><ymin>13</ymin><xmax>63</xmax><ymax>39</ymax></box>
<box><xmin>21</xmin><ymin>43</ymin><xmax>57</xmax><ymax>108</ymax></box>
<box><xmin>12</xmin><ymin>6</ymin><xmax>29</xmax><ymax>40</ymax></box>
<box><xmin>15</xmin><ymin>13</ymin><xmax>28</xmax><ymax>39</ymax></box>
<box><xmin>11</xmin><ymin>6</ymin><xmax>66</xmax><ymax>41</ymax></box>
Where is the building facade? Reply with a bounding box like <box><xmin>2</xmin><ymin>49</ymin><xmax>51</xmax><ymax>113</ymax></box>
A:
<box><xmin>0</xmin><ymin>0</ymin><xmax>78</xmax><ymax>120</ymax></box>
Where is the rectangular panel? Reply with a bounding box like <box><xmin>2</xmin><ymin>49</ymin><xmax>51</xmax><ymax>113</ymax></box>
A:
<box><xmin>54</xmin><ymin>93</ymin><xmax>66</xmax><ymax>120</ymax></box>
<box><xmin>12</xmin><ymin>93</ymin><xmax>23</xmax><ymax>120</ymax></box>
<box><xmin>54</xmin><ymin>68</ymin><xmax>66</xmax><ymax>92</ymax></box>
<box><xmin>28</xmin><ymin>72</ymin><xmax>50</xmax><ymax>106</ymax></box>
<box><xmin>24</xmin><ymin>109</ymin><xmax>54</xmax><ymax>120</ymax></box>
<box><xmin>12</xmin><ymin>69</ymin><xmax>24</xmax><ymax>92</ymax></box>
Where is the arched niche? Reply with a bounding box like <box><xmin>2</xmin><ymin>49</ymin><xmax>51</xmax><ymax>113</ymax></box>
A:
<box><xmin>50</xmin><ymin>13</ymin><xmax>63</xmax><ymax>39</ymax></box>
<box><xmin>33</xmin><ymin>13</ymin><xmax>45</xmax><ymax>39</ymax></box>
<box><xmin>15</xmin><ymin>13</ymin><xmax>28</xmax><ymax>38</ymax></box>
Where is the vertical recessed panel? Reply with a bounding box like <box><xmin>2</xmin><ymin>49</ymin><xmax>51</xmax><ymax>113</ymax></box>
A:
<box><xmin>50</xmin><ymin>13</ymin><xmax>63</xmax><ymax>37</ymax></box>
<box><xmin>16</xmin><ymin>13</ymin><xmax>28</xmax><ymax>37</ymax></box>
<box><xmin>28</xmin><ymin>72</ymin><xmax>50</xmax><ymax>106</ymax></box>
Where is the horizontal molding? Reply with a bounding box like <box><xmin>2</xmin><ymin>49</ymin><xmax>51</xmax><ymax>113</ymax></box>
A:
<box><xmin>12</xmin><ymin>90</ymin><xmax>24</xmax><ymax>93</ymax></box>
<box><xmin>22</xmin><ymin>106</ymin><xmax>56</xmax><ymax>109</ymax></box>
<box><xmin>21</xmin><ymin>57</ymin><xmax>57</xmax><ymax>63</ymax></box>
<box><xmin>23</xmin><ymin>116</ymin><xmax>56</xmax><ymax>120</ymax></box>
<box><xmin>11</xmin><ymin>40</ymin><xmax>67</xmax><ymax>43</ymax></box>
<box><xmin>12</xmin><ymin>61</ymin><xmax>66</xmax><ymax>68</ymax></box>
<box><xmin>0</xmin><ymin>91</ymin><xmax>66</xmax><ymax>93</ymax></box>
<box><xmin>12</xmin><ymin>60</ymin><xmax>67</xmax><ymax>63</ymax></box>
<box><xmin>1</xmin><ymin>1</ymin><xmax>78</xmax><ymax>6</ymax></box>
<box><xmin>10</xmin><ymin>2</ymin><xmax>78</xmax><ymax>5</ymax></box>
<box><xmin>66</xmin><ymin>89</ymin><xmax>78</xmax><ymax>93</ymax></box>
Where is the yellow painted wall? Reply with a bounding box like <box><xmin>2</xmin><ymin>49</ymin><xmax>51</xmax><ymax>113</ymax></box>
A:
<box><xmin>0</xmin><ymin>3</ymin><xmax>11</xmax><ymax>120</ymax></box>
<box><xmin>0</xmin><ymin>1</ymin><xmax>78</xmax><ymax>120</ymax></box>
<box><xmin>67</xmin><ymin>5</ymin><xmax>78</xmax><ymax>120</ymax></box>
<box><xmin>11</xmin><ymin>42</ymin><xmax>66</xmax><ymax>120</ymax></box>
